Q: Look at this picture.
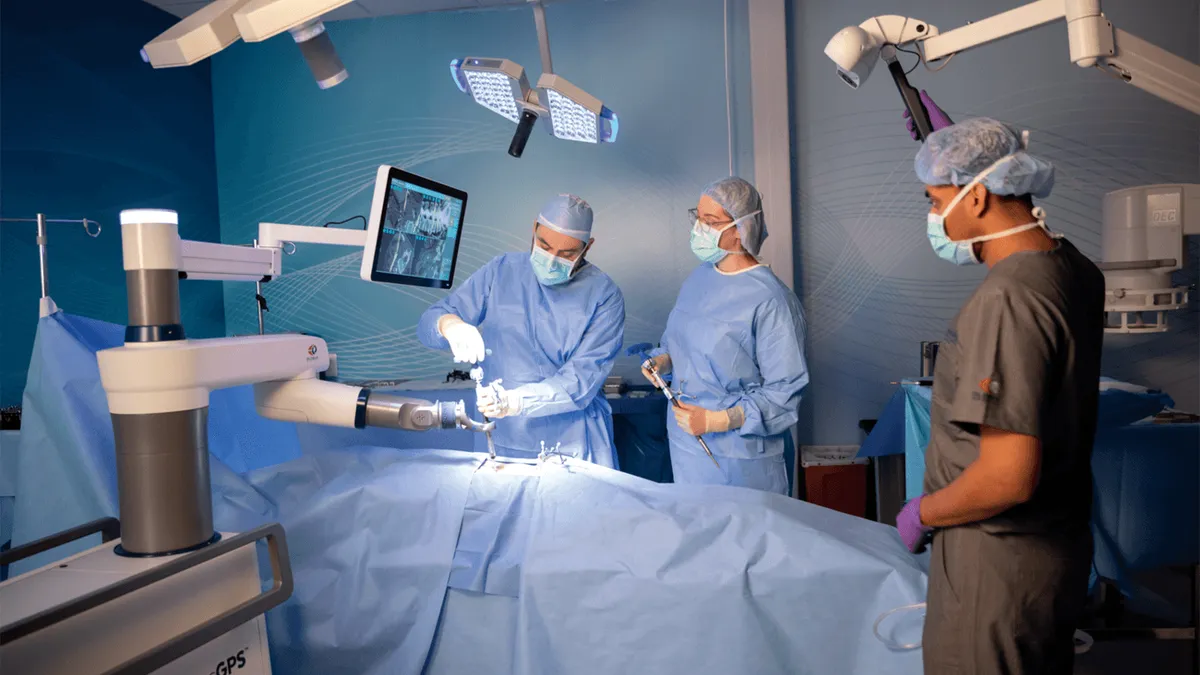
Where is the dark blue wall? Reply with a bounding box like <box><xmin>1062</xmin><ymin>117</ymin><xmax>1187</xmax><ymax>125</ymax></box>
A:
<box><xmin>0</xmin><ymin>0</ymin><xmax>226</xmax><ymax>406</ymax></box>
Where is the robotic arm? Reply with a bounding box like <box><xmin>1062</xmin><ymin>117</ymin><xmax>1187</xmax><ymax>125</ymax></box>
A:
<box><xmin>825</xmin><ymin>2</ymin><xmax>1200</xmax><ymax>121</ymax></box>
<box><xmin>1</xmin><ymin>169</ymin><xmax>483</xmax><ymax>675</ymax></box>
<box><xmin>99</xmin><ymin>202</ymin><xmax>492</xmax><ymax>560</ymax></box>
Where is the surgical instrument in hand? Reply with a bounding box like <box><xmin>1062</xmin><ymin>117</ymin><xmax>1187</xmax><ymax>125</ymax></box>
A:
<box><xmin>630</xmin><ymin>348</ymin><xmax>720</xmax><ymax>469</ymax></box>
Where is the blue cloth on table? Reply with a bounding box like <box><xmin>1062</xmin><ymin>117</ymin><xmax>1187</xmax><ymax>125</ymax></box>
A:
<box><xmin>855</xmin><ymin>389</ymin><xmax>907</xmax><ymax>459</ymax></box>
<box><xmin>211</xmin><ymin>447</ymin><xmax>483</xmax><ymax>674</ymax></box>
<box><xmin>902</xmin><ymin>385</ymin><xmax>933</xmax><ymax>499</ymax></box>
<box><xmin>426</xmin><ymin>459</ymin><xmax>926</xmax><ymax>675</ymax></box>
<box><xmin>1091</xmin><ymin>423</ymin><xmax>1200</xmax><ymax>577</ymax></box>
<box><xmin>10</xmin><ymin>312</ymin><xmax>303</xmax><ymax>574</ymax></box>
<box><xmin>16</xmin><ymin>311</ymin><xmax>930</xmax><ymax>674</ymax></box>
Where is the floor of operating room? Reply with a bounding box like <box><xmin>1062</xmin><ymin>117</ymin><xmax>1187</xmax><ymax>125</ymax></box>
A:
<box><xmin>1077</xmin><ymin>642</ymin><xmax>1193</xmax><ymax>675</ymax></box>
<box><xmin>1076</xmin><ymin>567</ymin><xmax>1196</xmax><ymax>674</ymax></box>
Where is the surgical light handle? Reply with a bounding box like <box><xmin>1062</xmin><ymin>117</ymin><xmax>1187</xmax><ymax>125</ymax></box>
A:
<box><xmin>884</xmin><ymin>52</ymin><xmax>933</xmax><ymax>140</ymax></box>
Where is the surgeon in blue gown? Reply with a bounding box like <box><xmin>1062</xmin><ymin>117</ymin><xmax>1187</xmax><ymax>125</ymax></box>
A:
<box><xmin>418</xmin><ymin>194</ymin><xmax>626</xmax><ymax>467</ymax></box>
<box><xmin>645</xmin><ymin>178</ymin><xmax>808</xmax><ymax>494</ymax></box>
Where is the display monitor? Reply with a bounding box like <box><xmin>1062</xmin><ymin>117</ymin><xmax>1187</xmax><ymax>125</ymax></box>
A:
<box><xmin>360</xmin><ymin>165</ymin><xmax>467</xmax><ymax>288</ymax></box>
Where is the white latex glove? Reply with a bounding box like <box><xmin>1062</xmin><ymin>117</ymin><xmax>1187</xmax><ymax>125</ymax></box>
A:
<box><xmin>438</xmin><ymin>315</ymin><xmax>486</xmax><ymax>364</ymax></box>
<box><xmin>477</xmin><ymin>381</ymin><xmax>523</xmax><ymax>419</ymax></box>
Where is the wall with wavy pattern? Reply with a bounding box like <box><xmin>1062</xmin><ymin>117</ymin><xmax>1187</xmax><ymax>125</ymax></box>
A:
<box><xmin>211</xmin><ymin>0</ymin><xmax>755</xmax><ymax>386</ymax></box>
<box><xmin>789</xmin><ymin>0</ymin><xmax>1200</xmax><ymax>444</ymax></box>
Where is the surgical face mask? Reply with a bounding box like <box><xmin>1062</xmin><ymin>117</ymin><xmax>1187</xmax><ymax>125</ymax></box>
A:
<box><xmin>926</xmin><ymin>155</ymin><xmax>1047</xmax><ymax>266</ymax></box>
<box><xmin>690</xmin><ymin>220</ymin><xmax>735</xmax><ymax>263</ymax></box>
<box><xmin>530</xmin><ymin>245</ymin><xmax>576</xmax><ymax>286</ymax></box>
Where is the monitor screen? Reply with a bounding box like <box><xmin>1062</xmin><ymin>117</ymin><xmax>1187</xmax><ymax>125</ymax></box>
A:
<box><xmin>360</xmin><ymin>165</ymin><xmax>467</xmax><ymax>289</ymax></box>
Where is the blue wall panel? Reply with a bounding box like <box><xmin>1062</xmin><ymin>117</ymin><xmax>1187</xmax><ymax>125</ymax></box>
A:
<box><xmin>0</xmin><ymin>0</ymin><xmax>226</xmax><ymax>406</ymax></box>
<box><xmin>211</xmin><ymin>0</ymin><xmax>754</xmax><ymax>385</ymax></box>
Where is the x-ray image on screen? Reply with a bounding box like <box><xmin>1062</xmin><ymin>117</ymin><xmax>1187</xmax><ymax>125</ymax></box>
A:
<box><xmin>376</xmin><ymin>178</ymin><xmax>463</xmax><ymax>283</ymax></box>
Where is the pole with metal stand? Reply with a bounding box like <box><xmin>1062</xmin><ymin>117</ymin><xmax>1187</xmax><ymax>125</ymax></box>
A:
<box><xmin>0</xmin><ymin>213</ymin><xmax>102</xmax><ymax>317</ymax></box>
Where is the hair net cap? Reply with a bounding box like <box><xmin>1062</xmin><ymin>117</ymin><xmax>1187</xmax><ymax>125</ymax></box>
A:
<box><xmin>537</xmin><ymin>194</ymin><xmax>593</xmax><ymax>240</ymax></box>
<box><xmin>914</xmin><ymin>117</ymin><xmax>1055</xmax><ymax>198</ymax></box>
<box><xmin>702</xmin><ymin>177</ymin><xmax>768</xmax><ymax>256</ymax></box>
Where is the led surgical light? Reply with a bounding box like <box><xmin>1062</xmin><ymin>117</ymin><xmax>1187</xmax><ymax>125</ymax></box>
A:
<box><xmin>452</xmin><ymin>58</ymin><xmax>530</xmax><ymax>124</ymax></box>
<box><xmin>449</xmin><ymin>2</ymin><xmax>617</xmax><ymax>158</ymax></box>
<box><xmin>538</xmin><ymin>74</ymin><xmax>618</xmax><ymax>144</ymax></box>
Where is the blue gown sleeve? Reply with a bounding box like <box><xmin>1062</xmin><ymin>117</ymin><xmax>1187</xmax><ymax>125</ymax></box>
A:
<box><xmin>734</xmin><ymin>295</ymin><xmax>809</xmax><ymax>437</ymax></box>
<box><xmin>512</xmin><ymin>286</ymin><xmax>626</xmax><ymax>418</ymax></box>
<box><xmin>416</xmin><ymin>257</ymin><xmax>499</xmax><ymax>351</ymax></box>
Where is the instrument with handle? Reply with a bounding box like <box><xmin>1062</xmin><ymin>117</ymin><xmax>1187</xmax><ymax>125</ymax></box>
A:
<box><xmin>626</xmin><ymin>344</ymin><xmax>720</xmax><ymax>468</ymax></box>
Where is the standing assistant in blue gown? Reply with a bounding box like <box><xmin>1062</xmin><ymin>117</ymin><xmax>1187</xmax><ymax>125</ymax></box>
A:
<box><xmin>648</xmin><ymin>178</ymin><xmax>808</xmax><ymax>493</ymax></box>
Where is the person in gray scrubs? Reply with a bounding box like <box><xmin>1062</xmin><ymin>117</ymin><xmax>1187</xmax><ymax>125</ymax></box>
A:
<box><xmin>893</xmin><ymin>116</ymin><xmax>1105</xmax><ymax>675</ymax></box>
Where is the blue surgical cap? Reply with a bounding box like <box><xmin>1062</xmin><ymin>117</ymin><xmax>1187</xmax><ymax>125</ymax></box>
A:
<box><xmin>702</xmin><ymin>177</ymin><xmax>767</xmax><ymax>256</ymax></box>
<box><xmin>537</xmin><ymin>194</ymin><xmax>593</xmax><ymax>240</ymax></box>
<box><xmin>914</xmin><ymin>117</ymin><xmax>1055</xmax><ymax>198</ymax></box>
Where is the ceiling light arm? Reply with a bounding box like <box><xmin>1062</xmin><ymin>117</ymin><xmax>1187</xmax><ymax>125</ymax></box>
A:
<box><xmin>531</xmin><ymin>1</ymin><xmax>554</xmax><ymax>75</ymax></box>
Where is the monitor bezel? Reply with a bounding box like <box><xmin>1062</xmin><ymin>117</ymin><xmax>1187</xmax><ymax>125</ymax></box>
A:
<box><xmin>360</xmin><ymin>165</ymin><xmax>468</xmax><ymax>289</ymax></box>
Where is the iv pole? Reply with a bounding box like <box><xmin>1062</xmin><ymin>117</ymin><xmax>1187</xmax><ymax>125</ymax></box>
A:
<box><xmin>0</xmin><ymin>213</ymin><xmax>102</xmax><ymax>317</ymax></box>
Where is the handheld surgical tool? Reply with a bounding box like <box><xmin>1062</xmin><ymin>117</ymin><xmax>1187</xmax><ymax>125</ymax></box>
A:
<box><xmin>627</xmin><ymin>344</ymin><xmax>719</xmax><ymax>469</ymax></box>
<box><xmin>470</xmin><ymin>366</ymin><xmax>498</xmax><ymax>460</ymax></box>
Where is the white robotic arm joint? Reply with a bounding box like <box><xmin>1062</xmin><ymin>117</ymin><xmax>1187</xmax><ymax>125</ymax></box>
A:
<box><xmin>825</xmin><ymin>1</ymin><xmax>1200</xmax><ymax>117</ymax></box>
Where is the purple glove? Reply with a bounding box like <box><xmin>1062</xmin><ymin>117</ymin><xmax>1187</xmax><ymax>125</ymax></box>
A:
<box><xmin>896</xmin><ymin>497</ymin><xmax>934</xmax><ymax>554</ymax></box>
<box><xmin>903</xmin><ymin>90</ymin><xmax>954</xmax><ymax>141</ymax></box>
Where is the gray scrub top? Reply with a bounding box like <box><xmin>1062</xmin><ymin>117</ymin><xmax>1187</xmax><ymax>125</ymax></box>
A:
<box><xmin>923</xmin><ymin>238</ymin><xmax>1106</xmax><ymax>533</ymax></box>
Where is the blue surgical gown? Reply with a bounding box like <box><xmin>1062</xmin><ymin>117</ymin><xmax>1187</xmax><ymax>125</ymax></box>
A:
<box><xmin>654</xmin><ymin>264</ymin><xmax>808</xmax><ymax>493</ymax></box>
<box><xmin>418</xmin><ymin>252</ymin><xmax>625</xmax><ymax>467</ymax></box>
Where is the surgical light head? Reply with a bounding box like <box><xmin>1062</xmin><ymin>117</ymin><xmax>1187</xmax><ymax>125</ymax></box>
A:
<box><xmin>141</xmin><ymin>0</ymin><xmax>352</xmax><ymax>89</ymax></box>
<box><xmin>450</xmin><ymin>57</ymin><xmax>541</xmax><ymax>158</ymax></box>
<box><xmin>537</xmin><ymin>74</ymin><xmax>618</xmax><ymax>144</ymax></box>
<box><xmin>824</xmin><ymin>25</ymin><xmax>882</xmax><ymax>89</ymax></box>
<box><xmin>451</xmin><ymin>58</ymin><xmax>531</xmax><ymax>123</ymax></box>
<box><xmin>448</xmin><ymin>3</ymin><xmax>617</xmax><ymax>159</ymax></box>
<box><xmin>824</xmin><ymin>16</ymin><xmax>936</xmax><ymax>89</ymax></box>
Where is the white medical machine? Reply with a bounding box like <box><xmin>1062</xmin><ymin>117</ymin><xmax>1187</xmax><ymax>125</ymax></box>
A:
<box><xmin>824</xmin><ymin>2</ymin><xmax>1199</xmax><ymax>333</ymax></box>
<box><xmin>0</xmin><ymin>166</ymin><xmax>492</xmax><ymax>675</ymax></box>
